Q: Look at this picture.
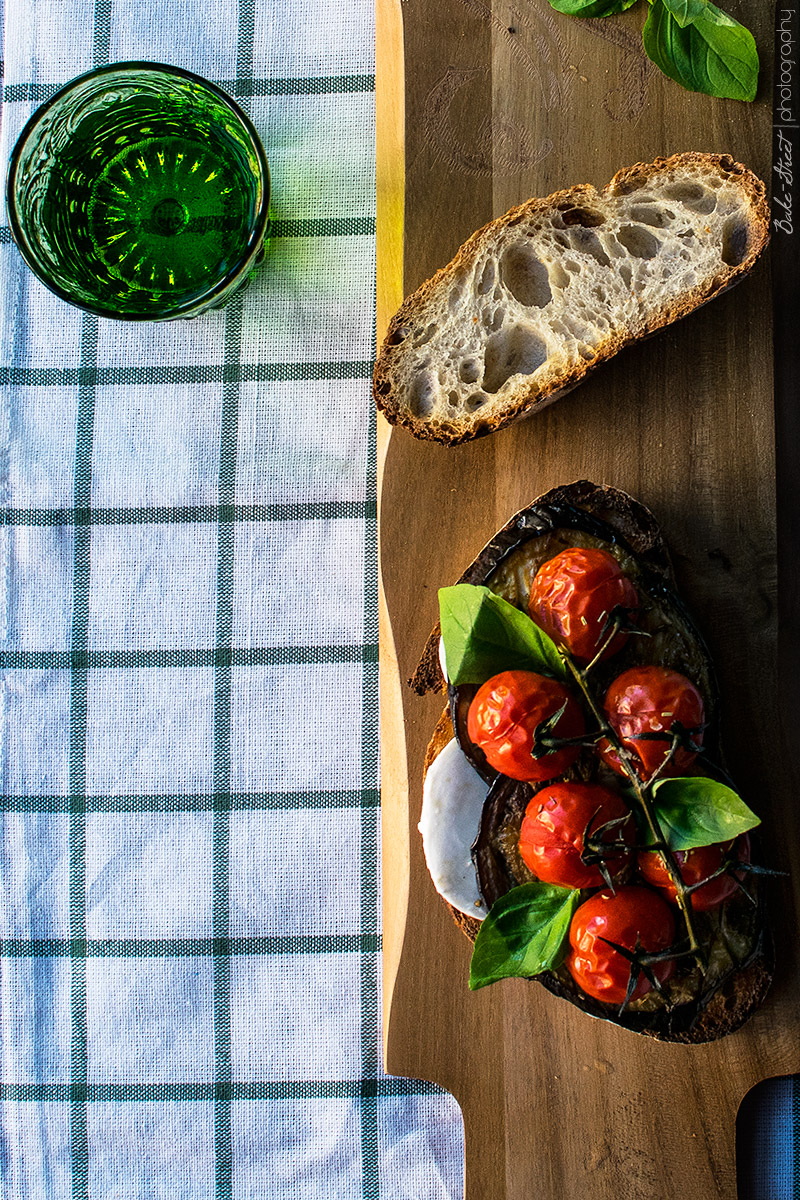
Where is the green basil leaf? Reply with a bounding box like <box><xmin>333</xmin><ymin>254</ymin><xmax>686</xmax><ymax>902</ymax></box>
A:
<box><xmin>548</xmin><ymin>0</ymin><xmax>638</xmax><ymax>16</ymax></box>
<box><xmin>438</xmin><ymin>584</ymin><xmax>566</xmax><ymax>687</ymax></box>
<box><xmin>469</xmin><ymin>882</ymin><xmax>581</xmax><ymax>990</ymax></box>
<box><xmin>651</xmin><ymin>776</ymin><xmax>760</xmax><ymax>851</ymax></box>
<box><xmin>659</xmin><ymin>0</ymin><xmax>712</xmax><ymax>28</ymax></box>
<box><xmin>642</xmin><ymin>0</ymin><xmax>759</xmax><ymax>101</ymax></box>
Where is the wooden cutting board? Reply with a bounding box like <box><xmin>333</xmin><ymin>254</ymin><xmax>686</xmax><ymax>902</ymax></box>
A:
<box><xmin>376</xmin><ymin>3</ymin><xmax>800</xmax><ymax>1197</ymax></box>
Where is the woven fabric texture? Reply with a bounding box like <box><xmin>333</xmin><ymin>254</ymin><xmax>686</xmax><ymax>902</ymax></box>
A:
<box><xmin>1</xmin><ymin>1</ymin><xmax>795</xmax><ymax>1198</ymax></box>
<box><xmin>0</xmin><ymin>0</ymin><xmax>464</xmax><ymax>1196</ymax></box>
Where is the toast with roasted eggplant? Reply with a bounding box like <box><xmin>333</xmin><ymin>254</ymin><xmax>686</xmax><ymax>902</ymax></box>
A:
<box><xmin>415</xmin><ymin>481</ymin><xmax>773</xmax><ymax>1043</ymax></box>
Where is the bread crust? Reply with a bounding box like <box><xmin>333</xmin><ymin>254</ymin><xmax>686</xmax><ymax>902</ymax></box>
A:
<box><xmin>418</xmin><ymin>481</ymin><xmax>773</xmax><ymax>1042</ymax></box>
<box><xmin>374</xmin><ymin>153</ymin><xmax>770</xmax><ymax>445</ymax></box>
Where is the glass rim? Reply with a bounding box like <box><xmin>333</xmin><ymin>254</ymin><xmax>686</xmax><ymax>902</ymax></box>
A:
<box><xmin>5</xmin><ymin>60</ymin><xmax>272</xmax><ymax>321</ymax></box>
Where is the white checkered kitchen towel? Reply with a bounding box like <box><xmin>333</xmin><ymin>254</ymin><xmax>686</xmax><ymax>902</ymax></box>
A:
<box><xmin>0</xmin><ymin>0</ymin><xmax>464</xmax><ymax>1195</ymax></box>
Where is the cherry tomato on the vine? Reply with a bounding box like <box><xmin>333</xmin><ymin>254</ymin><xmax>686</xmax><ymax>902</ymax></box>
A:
<box><xmin>518</xmin><ymin>781</ymin><xmax>635</xmax><ymax>889</ymax></box>
<box><xmin>599</xmin><ymin>665</ymin><xmax>705</xmax><ymax>782</ymax></box>
<box><xmin>467</xmin><ymin>669</ymin><xmax>585</xmax><ymax>783</ymax></box>
<box><xmin>566</xmin><ymin>885</ymin><xmax>677</xmax><ymax>1006</ymax></box>
<box><xmin>528</xmin><ymin>547</ymin><xmax>639</xmax><ymax>664</ymax></box>
<box><xmin>638</xmin><ymin>833</ymin><xmax>751</xmax><ymax>912</ymax></box>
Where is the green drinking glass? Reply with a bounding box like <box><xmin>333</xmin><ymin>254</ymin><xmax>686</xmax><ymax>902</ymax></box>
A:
<box><xmin>6</xmin><ymin>62</ymin><xmax>271</xmax><ymax>320</ymax></box>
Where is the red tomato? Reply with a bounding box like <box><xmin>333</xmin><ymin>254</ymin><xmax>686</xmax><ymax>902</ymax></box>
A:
<box><xmin>599</xmin><ymin>665</ymin><xmax>705</xmax><ymax>781</ymax></box>
<box><xmin>518</xmin><ymin>781</ymin><xmax>635</xmax><ymax>889</ymax></box>
<box><xmin>467</xmin><ymin>669</ymin><xmax>585</xmax><ymax>783</ymax></box>
<box><xmin>566</xmin><ymin>886</ymin><xmax>677</xmax><ymax>1006</ymax></box>
<box><xmin>638</xmin><ymin>833</ymin><xmax>751</xmax><ymax>912</ymax></box>
<box><xmin>528</xmin><ymin>547</ymin><xmax>639</xmax><ymax>663</ymax></box>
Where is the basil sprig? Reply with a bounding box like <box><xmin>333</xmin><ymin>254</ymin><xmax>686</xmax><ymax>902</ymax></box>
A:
<box><xmin>548</xmin><ymin>0</ymin><xmax>759</xmax><ymax>101</ymax></box>
<box><xmin>643</xmin><ymin>0</ymin><xmax>758</xmax><ymax>101</ymax></box>
<box><xmin>549</xmin><ymin>0</ymin><xmax>638</xmax><ymax>15</ymax></box>
<box><xmin>650</xmin><ymin>776</ymin><xmax>760</xmax><ymax>851</ymax></box>
<box><xmin>438</xmin><ymin>583</ymin><xmax>566</xmax><ymax>686</ymax></box>
<box><xmin>469</xmin><ymin>882</ymin><xmax>581</xmax><ymax>990</ymax></box>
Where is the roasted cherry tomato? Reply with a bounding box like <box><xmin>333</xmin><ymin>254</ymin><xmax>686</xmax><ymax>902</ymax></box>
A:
<box><xmin>566</xmin><ymin>885</ymin><xmax>677</xmax><ymax>1006</ymax></box>
<box><xmin>467</xmin><ymin>669</ymin><xmax>585</xmax><ymax>783</ymax></box>
<box><xmin>518</xmin><ymin>781</ymin><xmax>635</xmax><ymax>889</ymax></box>
<box><xmin>528</xmin><ymin>547</ymin><xmax>639</xmax><ymax>663</ymax></box>
<box><xmin>599</xmin><ymin>665</ymin><xmax>705</xmax><ymax>782</ymax></box>
<box><xmin>638</xmin><ymin>833</ymin><xmax>750</xmax><ymax>912</ymax></box>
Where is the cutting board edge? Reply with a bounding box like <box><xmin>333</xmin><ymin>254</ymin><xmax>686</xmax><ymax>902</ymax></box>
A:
<box><xmin>376</xmin><ymin>0</ymin><xmax>409</xmax><ymax>1069</ymax></box>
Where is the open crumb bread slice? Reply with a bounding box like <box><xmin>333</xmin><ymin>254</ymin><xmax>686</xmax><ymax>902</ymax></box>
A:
<box><xmin>373</xmin><ymin>153</ymin><xmax>769</xmax><ymax>445</ymax></box>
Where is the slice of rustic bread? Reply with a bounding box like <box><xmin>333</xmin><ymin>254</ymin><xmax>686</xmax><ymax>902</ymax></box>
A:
<box><xmin>373</xmin><ymin>153</ymin><xmax>769</xmax><ymax>445</ymax></box>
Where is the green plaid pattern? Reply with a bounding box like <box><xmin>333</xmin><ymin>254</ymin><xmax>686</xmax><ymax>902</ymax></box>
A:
<box><xmin>0</xmin><ymin>0</ymin><xmax>464</xmax><ymax>1196</ymax></box>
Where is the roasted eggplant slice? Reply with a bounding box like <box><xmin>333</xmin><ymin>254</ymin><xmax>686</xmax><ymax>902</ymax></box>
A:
<box><xmin>417</xmin><ymin>481</ymin><xmax>773</xmax><ymax>1043</ymax></box>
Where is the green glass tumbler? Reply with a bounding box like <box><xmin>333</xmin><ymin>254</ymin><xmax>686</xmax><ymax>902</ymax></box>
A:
<box><xmin>6</xmin><ymin>62</ymin><xmax>271</xmax><ymax>320</ymax></box>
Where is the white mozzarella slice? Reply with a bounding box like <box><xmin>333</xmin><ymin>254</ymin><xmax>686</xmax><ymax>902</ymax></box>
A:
<box><xmin>419</xmin><ymin>737</ymin><xmax>489</xmax><ymax>920</ymax></box>
<box><xmin>438</xmin><ymin>635</ymin><xmax>448</xmax><ymax>683</ymax></box>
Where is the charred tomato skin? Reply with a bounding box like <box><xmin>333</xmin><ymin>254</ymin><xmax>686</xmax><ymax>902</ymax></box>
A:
<box><xmin>638</xmin><ymin>833</ymin><xmax>751</xmax><ymax>912</ymax></box>
<box><xmin>599</xmin><ymin>665</ymin><xmax>705</xmax><ymax>782</ymax></box>
<box><xmin>566</xmin><ymin>885</ymin><xmax>677</xmax><ymax>1006</ymax></box>
<box><xmin>528</xmin><ymin>546</ymin><xmax>639</xmax><ymax>664</ymax></box>
<box><xmin>518</xmin><ymin>781</ymin><xmax>635</xmax><ymax>889</ymax></box>
<box><xmin>467</xmin><ymin>669</ymin><xmax>585</xmax><ymax>783</ymax></box>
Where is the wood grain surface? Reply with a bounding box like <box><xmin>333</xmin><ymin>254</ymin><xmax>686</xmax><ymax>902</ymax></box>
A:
<box><xmin>375</xmin><ymin>2</ymin><xmax>800</xmax><ymax>1197</ymax></box>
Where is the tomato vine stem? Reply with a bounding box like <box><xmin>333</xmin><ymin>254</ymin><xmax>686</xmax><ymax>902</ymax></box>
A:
<box><xmin>560</xmin><ymin>648</ymin><xmax>708</xmax><ymax>970</ymax></box>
